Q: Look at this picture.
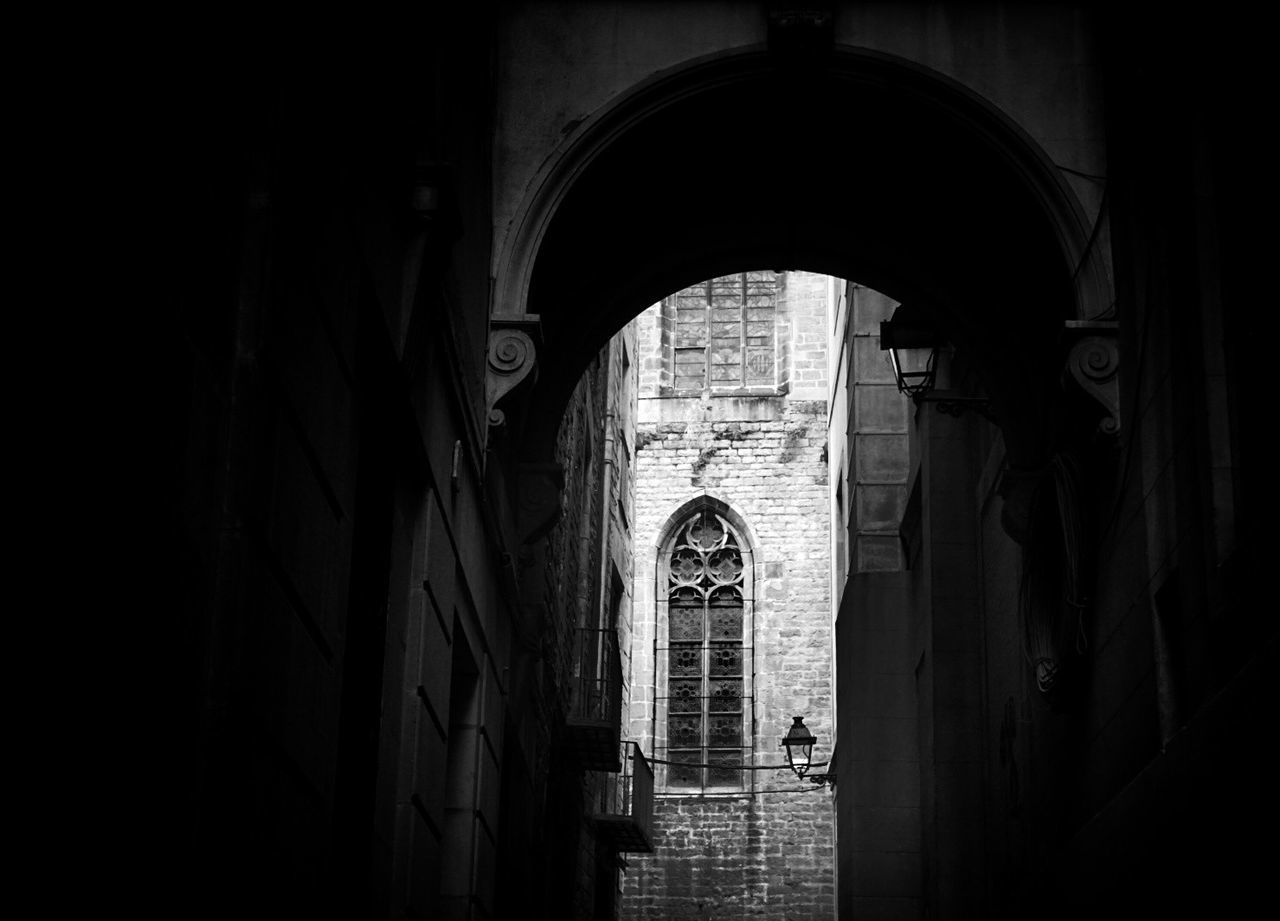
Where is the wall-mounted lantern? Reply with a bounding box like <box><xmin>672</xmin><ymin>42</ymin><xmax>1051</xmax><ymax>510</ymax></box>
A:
<box><xmin>781</xmin><ymin>716</ymin><xmax>816</xmax><ymax>776</ymax></box>
<box><xmin>880</xmin><ymin>318</ymin><xmax>942</xmax><ymax>399</ymax></box>
<box><xmin>781</xmin><ymin>716</ymin><xmax>834</xmax><ymax>787</ymax></box>
<box><xmin>880</xmin><ymin>310</ymin><xmax>995</xmax><ymax>421</ymax></box>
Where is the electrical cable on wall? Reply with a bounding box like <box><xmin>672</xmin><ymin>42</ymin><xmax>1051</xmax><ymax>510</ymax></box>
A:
<box><xmin>1020</xmin><ymin>452</ymin><xmax>1088</xmax><ymax>695</ymax></box>
<box><xmin>645</xmin><ymin>757</ymin><xmax>830</xmax><ymax>771</ymax></box>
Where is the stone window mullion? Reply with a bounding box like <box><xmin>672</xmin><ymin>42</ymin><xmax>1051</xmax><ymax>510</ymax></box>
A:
<box><xmin>706</xmin><ymin>590</ymin><xmax>716</xmax><ymax>782</ymax></box>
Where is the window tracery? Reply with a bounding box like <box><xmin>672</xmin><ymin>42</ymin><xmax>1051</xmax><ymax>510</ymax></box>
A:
<box><xmin>662</xmin><ymin>508</ymin><xmax>748</xmax><ymax>789</ymax></box>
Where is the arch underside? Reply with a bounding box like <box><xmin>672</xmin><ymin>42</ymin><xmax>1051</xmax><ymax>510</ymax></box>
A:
<box><xmin>511</xmin><ymin>50</ymin><xmax>1096</xmax><ymax>466</ymax></box>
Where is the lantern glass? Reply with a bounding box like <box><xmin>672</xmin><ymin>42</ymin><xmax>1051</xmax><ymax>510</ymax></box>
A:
<box><xmin>781</xmin><ymin>716</ymin><xmax>818</xmax><ymax>777</ymax></box>
<box><xmin>889</xmin><ymin>344</ymin><xmax>938</xmax><ymax>397</ymax></box>
<box><xmin>880</xmin><ymin>317</ymin><xmax>941</xmax><ymax>398</ymax></box>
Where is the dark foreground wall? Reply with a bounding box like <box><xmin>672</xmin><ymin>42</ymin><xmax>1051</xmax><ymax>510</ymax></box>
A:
<box><xmin>830</xmin><ymin>9</ymin><xmax>1272</xmax><ymax>918</ymax></box>
<box><xmin>156</xmin><ymin>10</ymin><xmax>640</xmax><ymax>919</ymax></box>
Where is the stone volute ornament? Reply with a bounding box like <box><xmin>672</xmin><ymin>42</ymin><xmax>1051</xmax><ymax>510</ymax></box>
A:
<box><xmin>486</xmin><ymin>315</ymin><xmax>542</xmax><ymax>427</ymax></box>
<box><xmin>1062</xmin><ymin>320</ymin><xmax>1120</xmax><ymax>436</ymax></box>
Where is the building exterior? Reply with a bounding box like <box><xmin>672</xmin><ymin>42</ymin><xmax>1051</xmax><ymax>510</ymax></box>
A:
<box><xmin>158</xmin><ymin>4</ymin><xmax>1268</xmax><ymax>919</ymax></box>
<box><xmin>622</xmin><ymin>272</ymin><xmax>836</xmax><ymax>919</ymax></box>
<box><xmin>511</xmin><ymin>325</ymin><xmax>641</xmax><ymax>919</ymax></box>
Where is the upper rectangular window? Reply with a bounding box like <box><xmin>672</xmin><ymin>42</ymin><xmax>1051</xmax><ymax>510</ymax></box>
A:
<box><xmin>670</xmin><ymin>271</ymin><xmax>777</xmax><ymax>392</ymax></box>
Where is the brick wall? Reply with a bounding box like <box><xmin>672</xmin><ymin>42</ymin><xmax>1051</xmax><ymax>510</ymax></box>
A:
<box><xmin>622</xmin><ymin>272</ymin><xmax>836</xmax><ymax>920</ymax></box>
<box><xmin>537</xmin><ymin>324</ymin><xmax>639</xmax><ymax>921</ymax></box>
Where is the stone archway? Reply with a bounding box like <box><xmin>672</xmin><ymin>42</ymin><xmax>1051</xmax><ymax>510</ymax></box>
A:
<box><xmin>490</xmin><ymin>43</ymin><xmax>1110</xmax><ymax>481</ymax></box>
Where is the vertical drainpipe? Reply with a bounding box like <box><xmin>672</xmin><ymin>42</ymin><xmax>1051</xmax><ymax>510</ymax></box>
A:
<box><xmin>599</xmin><ymin>343</ymin><xmax>619</xmax><ymax>778</ymax></box>
<box><xmin>599</xmin><ymin>418</ymin><xmax>617</xmax><ymax>629</ymax></box>
<box><xmin>596</xmin><ymin>348</ymin><xmax>619</xmax><ymax>819</ymax></box>
<box><xmin>598</xmin><ymin>339</ymin><xmax>619</xmax><ymax>632</ymax></box>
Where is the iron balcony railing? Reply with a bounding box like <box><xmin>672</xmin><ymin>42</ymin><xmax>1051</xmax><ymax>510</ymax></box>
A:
<box><xmin>566</xmin><ymin>627</ymin><xmax>623</xmax><ymax>771</ymax></box>
<box><xmin>593</xmin><ymin>741</ymin><xmax>655</xmax><ymax>853</ymax></box>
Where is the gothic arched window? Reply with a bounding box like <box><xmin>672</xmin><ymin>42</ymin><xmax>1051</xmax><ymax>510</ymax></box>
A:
<box><xmin>659</xmin><ymin>507</ymin><xmax>752</xmax><ymax>790</ymax></box>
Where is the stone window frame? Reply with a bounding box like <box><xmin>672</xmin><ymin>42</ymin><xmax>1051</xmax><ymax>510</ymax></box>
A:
<box><xmin>652</xmin><ymin>496</ymin><xmax>758</xmax><ymax>794</ymax></box>
<box><xmin>660</xmin><ymin>271</ymin><xmax>790</xmax><ymax>398</ymax></box>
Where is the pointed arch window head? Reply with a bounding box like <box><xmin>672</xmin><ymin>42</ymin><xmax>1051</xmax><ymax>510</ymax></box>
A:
<box><xmin>663</xmin><ymin>508</ymin><xmax>749</xmax><ymax>790</ymax></box>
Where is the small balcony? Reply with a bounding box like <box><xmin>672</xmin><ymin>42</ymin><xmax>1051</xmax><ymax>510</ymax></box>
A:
<box><xmin>565</xmin><ymin>627</ymin><xmax>623</xmax><ymax>771</ymax></box>
<box><xmin>593</xmin><ymin>741</ymin><xmax>655</xmax><ymax>853</ymax></box>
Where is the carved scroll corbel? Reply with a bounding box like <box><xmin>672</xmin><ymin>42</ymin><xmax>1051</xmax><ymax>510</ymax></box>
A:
<box><xmin>486</xmin><ymin>315</ymin><xmax>542</xmax><ymax>427</ymax></box>
<box><xmin>1063</xmin><ymin>321</ymin><xmax>1120</xmax><ymax>436</ymax></box>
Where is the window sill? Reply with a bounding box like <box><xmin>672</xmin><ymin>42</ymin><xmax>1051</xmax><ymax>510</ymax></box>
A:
<box><xmin>659</xmin><ymin>387</ymin><xmax>787</xmax><ymax>399</ymax></box>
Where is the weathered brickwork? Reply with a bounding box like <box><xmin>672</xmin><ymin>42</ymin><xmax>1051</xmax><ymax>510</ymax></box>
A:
<box><xmin>622</xmin><ymin>272</ymin><xmax>836</xmax><ymax>920</ymax></box>
<box><xmin>538</xmin><ymin>325</ymin><xmax>639</xmax><ymax>921</ymax></box>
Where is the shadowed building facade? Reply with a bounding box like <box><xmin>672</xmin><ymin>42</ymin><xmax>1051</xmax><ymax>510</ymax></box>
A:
<box><xmin>159</xmin><ymin>4</ymin><xmax>1268</xmax><ymax>919</ymax></box>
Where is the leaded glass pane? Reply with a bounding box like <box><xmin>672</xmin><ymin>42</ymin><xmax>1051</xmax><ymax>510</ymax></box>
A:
<box><xmin>674</xmin><ymin>349</ymin><xmax>706</xmax><ymax>390</ymax></box>
<box><xmin>709</xmin><ymin>679</ymin><xmax>741</xmax><ymax>711</ymax></box>
<box><xmin>669</xmin><ymin>644</ymin><xmax>701</xmax><ymax>676</ymax></box>
<box><xmin>708</xmin><ymin>750</ymin><xmax>742</xmax><ymax>787</ymax></box>
<box><xmin>676</xmin><ymin>320</ymin><xmax>708</xmax><ymax>348</ymax></box>
<box><xmin>746</xmin><ymin>351</ymin><xmax>774</xmax><ymax>381</ymax></box>
<box><xmin>675</xmin><ymin>342</ymin><xmax>705</xmax><ymax>363</ymax></box>
<box><xmin>746</xmin><ymin>320</ymin><xmax>773</xmax><ymax>340</ymax></box>
<box><xmin>668</xmin><ymin>714</ymin><xmax>702</xmax><ymax>747</ymax></box>
<box><xmin>710</xmin><ymin>646</ymin><xmax>742</xmax><ymax>676</ymax></box>
<box><xmin>669</xmin><ymin>751</ymin><xmax>699</xmax><ymax>787</ymax></box>
<box><xmin>670</xmin><ymin>606</ymin><xmax>703</xmax><ymax>641</ymax></box>
<box><xmin>669</xmin><ymin>679</ymin><xmax>700</xmax><ymax>712</ymax></box>
<box><xmin>709</xmin><ymin>605</ymin><xmax>742</xmax><ymax>640</ymax></box>
<box><xmin>709</xmin><ymin>715</ymin><xmax>742</xmax><ymax>747</ymax></box>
